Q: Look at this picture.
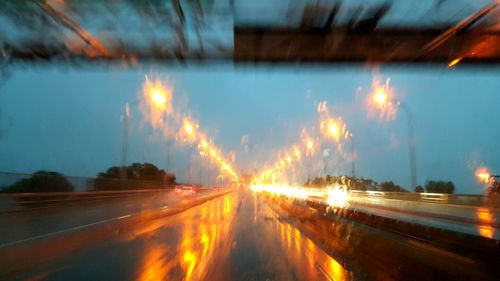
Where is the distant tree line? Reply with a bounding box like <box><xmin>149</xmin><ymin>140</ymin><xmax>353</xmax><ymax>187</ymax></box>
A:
<box><xmin>305</xmin><ymin>175</ymin><xmax>455</xmax><ymax>194</ymax></box>
<box><xmin>94</xmin><ymin>162</ymin><xmax>176</xmax><ymax>190</ymax></box>
<box><xmin>304</xmin><ymin>175</ymin><xmax>407</xmax><ymax>192</ymax></box>
<box><xmin>1</xmin><ymin>163</ymin><xmax>176</xmax><ymax>193</ymax></box>
<box><xmin>1</xmin><ymin>171</ymin><xmax>74</xmax><ymax>193</ymax></box>
<box><xmin>414</xmin><ymin>180</ymin><xmax>454</xmax><ymax>194</ymax></box>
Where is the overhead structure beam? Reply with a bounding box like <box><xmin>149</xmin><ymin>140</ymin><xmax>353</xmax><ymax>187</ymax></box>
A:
<box><xmin>5</xmin><ymin>27</ymin><xmax>500</xmax><ymax>65</ymax></box>
<box><xmin>36</xmin><ymin>2</ymin><xmax>109</xmax><ymax>57</ymax></box>
<box><xmin>2</xmin><ymin>0</ymin><xmax>500</xmax><ymax>66</ymax></box>
<box><xmin>421</xmin><ymin>2</ymin><xmax>498</xmax><ymax>53</ymax></box>
<box><xmin>234</xmin><ymin>27</ymin><xmax>500</xmax><ymax>64</ymax></box>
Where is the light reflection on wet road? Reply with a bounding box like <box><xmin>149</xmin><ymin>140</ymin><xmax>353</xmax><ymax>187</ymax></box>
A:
<box><xmin>204</xmin><ymin>190</ymin><xmax>350</xmax><ymax>281</ymax></box>
<box><xmin>8</xmin><ymin>190</ymin><xmax>350</xmax><ymax>281</ymax></box>
<box><xmin>5</xmin><ymin>190</ymin><xmax>500</xmax><ymax>281</ymax></box>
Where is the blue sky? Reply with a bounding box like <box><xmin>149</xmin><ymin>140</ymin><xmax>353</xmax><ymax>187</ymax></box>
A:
<box><xmin>0</xmin><ymin>65</ymin><xmax>499</xmax><ymax>194</ymax></box>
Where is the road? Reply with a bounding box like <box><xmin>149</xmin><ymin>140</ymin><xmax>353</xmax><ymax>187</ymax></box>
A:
<box><xmin>0</xmin><ymin>189</ymin><xmax>224</xmax><ymax>246</ymax></box>
<box><xmin>1</xmin><ymin>190</ymin><xmax>499</xmax><ymax>281</ymax></box>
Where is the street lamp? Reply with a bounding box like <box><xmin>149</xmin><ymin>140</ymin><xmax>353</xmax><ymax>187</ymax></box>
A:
<box><xmin>121</xmin><ymin>103</ymin><xmax>131</xmax><ymax>179</ymax></box>
<box><xmin>370</xmin><ymin>84</ymin><xmax>418</xmax><ymax>190</ymax></box>
<box><xmin>350</xmin><ymin>133</ymin><xmax>356</xmax><ymax>179</ymax></box>
<box><xmin>306</xmin><ymin>139</ymin><xmax>314</xmax><ymax>181</ymax></box>
<box><xmin>476</xmin><ymin>171</ymin><xmax>499</xmax><ymax>184</ymax></box>
<box><xmin>186</xmin><ymin>145</ymin><xmax>195</xmax><ymax>185</ymax></box>
<box><xmin>122</xmin><ymin>80</ymin><xmax>173</xmax><ymax>177</ymax></box>
<box><xmin>182</xmin><ymin>119</ymin><xmax>197</xmax><ymax>185</ymax></box>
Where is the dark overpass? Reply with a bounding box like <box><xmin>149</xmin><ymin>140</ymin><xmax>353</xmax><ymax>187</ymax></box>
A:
<box><xmin>1</xmin><ymin>1</ymin><xmax>500</xmax><ymax>66</ymax></box>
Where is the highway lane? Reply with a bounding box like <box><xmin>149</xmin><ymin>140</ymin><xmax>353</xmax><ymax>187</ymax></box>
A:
<box><xmin>5</xmin><ymin>190</ymin><xmax>349</xmax><ymax>281</ymax></box>
<box><xmin>0</xmin><ymin>189</ymin><xmax>221</xmax><ymax>246</ymax></box>
<box><xmin>342</xmin><ymin>193</ymin><xmax>500</xmax><ymax>240</ymax></box>
<box><xmin>3</xmin><ymin>190</ymin><xmax>500</xmax><ymax>281</ymax></box>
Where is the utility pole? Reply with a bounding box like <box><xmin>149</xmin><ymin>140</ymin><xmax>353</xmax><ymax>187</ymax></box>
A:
<box><xmin>166</xmin><ymin>139</ymin><xmax>172</xmax><ymax>172</ymax></box>
<box><xmin>186</xmin><ymin>147</ymin><xmax>191</xmax><ymax>185</ymax></box>
<box><xmin>199</xmin><ymin>154</ymin><xmax>202</xmax><ymax>186</ymax></box>
<box><xmin>400</xmin><ymin>103</ymin><xmax>417</xmax><ymax>190</ymax></box>
<box><xmin>120</xmin><ymin>103</ymin><xmax>130</xmax><ymax>179</ymax></box>
<box><xmin>351</xmin><ymin>135</ymin><xmax>356</xmax><ymax>179</ymax></box>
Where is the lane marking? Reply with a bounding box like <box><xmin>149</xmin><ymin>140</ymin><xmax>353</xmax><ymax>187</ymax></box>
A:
<box><xmin>0</xmin><ymin>213</ymin><xmax>134</xmax><ymax>249</ymax></box>
<box><xmin>0</xmin><ymin>191</ymin><xmax>231</xmax><ymax>249</ymax></box>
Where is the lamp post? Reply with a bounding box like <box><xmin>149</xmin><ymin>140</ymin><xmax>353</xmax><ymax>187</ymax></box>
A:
<box><xmin>122</xmin><ymin>101</ymin><xmax>173</xmax><ymax>169</ymax></box>
<box><xmin>121</xmin><ymin>103</ymin><xmax>131</xmax><ymax>179</ymax></box>
<box><xmin>182</xmin><ymin>118</ymin><xmax>197</xmax><ymax>186</ymax></box>
<box><xmin>186</xmin><ymin>145</ymin><xmax>195</xmax><ymax>185</ymax></box>
<box><xmin>199</xmin><ymin>152</ymin><xmax>203</xmax><ymax>186</ymax></box>
<box><xmin>371</xmin><ymin>84</ymin><xmax>418</xmax><ymax>190</ymax></box>
<box><xmin>166</xmin><ymin>139</ymin><xmax>172</xmax><ymax>172</ymax></box>
<box><xmin>399</xmin><ymin>103</ymin><xmax>417</xmax><ymax>190</ymax></box>
<box><xmin>306</xmin><ymin>139</ymin><xmax>314</xmax><ymax>181</ymax></box>
<box><xmin>350</xmin><ymin>134</ymin><xmax>356</xmax><ymax>179</ymax></box>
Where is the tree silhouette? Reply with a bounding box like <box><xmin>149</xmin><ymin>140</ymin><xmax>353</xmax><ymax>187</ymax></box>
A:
<box><xmin>379</xmin><ymin>181</ymin><xmax>407</xmax><ymax>192</ymax></box>
<box><xmin>3</xmin><ymin>171</ymin><xmax>74</xmax><ymax>193</ymax></box>
<box><xmin>424</xmin><ymin>180</ymin><xmax>455</xmax><ymax>194</ymax></box>
<box><xmin>414</xmin><ymin>185</ymin><xmax>425</xmax><ymax>193</ymax></box>
<box><xmin>95</xmin><ymin>162</ymin><xmax>176</xmax><ymax>190</ymax></box>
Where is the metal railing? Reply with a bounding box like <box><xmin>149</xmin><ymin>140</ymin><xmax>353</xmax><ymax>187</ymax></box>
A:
<box><xmin>0</xmin><ymin>187</ymin><xmax>228</xmax><ymax>213</ymax></box>
<box><xmin>0</xmin><ymin>171</ymin><xmax>226</xmax><ymax>213</ymax></box>
<box><xmin>347</xmin><ymin>190</ymin><xmax>497</xmax><ymax>207</ymax></box>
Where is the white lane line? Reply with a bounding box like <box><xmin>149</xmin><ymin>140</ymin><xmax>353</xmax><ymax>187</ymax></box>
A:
<box><xmin>117</xmin><ymin>214</ymin><xmax>131</xmax><ymax>219</ymax></box>
<box><xmin>0</xmin><ymin>192</ymin><xmax>228</xmax><ymax>249</ymax></box>
<box><xmin>0</xmin><ymin>213</ymin><xmax>134</xmax><ymax>249</ymax></box>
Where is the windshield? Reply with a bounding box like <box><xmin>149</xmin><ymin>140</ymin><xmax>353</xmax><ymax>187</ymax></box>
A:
<box><xmin>0</xmin><ymin>1</ymin><xmax>499</xmax><ymax>281</ymax></box>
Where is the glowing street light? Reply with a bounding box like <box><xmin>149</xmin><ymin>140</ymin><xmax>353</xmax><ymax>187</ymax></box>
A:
<box><xmin>477</xmin><ymin>173</ymin><xmax>492</xmax><ymax>183</ymax></box>
<box><xmin>373</xmin><ymin>90</ymin><xmax>388</xmax><ymax>108</ymax></box>
<box><xmin>183</xmin><ymin>119</ymin><xmax>196</xmax><ymax>140</ymax></box>
<box><xmin>306</xmin><ymin>139</ymin><xmax>314</xmax><ymax>151</ymax></box>
<box><xmin>322</xmin><ymin>118</ymin><xmax>347</xmax><ymax>143</ymax></box>
<box><xmin>305</xmin><ymin>139</ymin><xmax>315</xmax><ymax>180</ymax></box>
<box><xmin>293</xmin><ymin>146</ymin><xmax>301</xmax><ymax>161</ymax></box>
<box><xmin>369</xmin><ymin>79</ymin><xmax>396</xmax><ymax>117</ymax></box>
<box><xmin>184</xmin><ymin>122</ymin><xmax>193</xmax><ymax>134</ymax></box>
<box><xmin>370</xmin><ymin>78</ymin><xmax>418</xmax><ymax>190</ymax></box>
<box><xmin>200</xmin><ymin>139</ymin><xmax>208</xmax><ymax>149</ymax></box>
<box><xmin>476</xmin><ymin>167</ymin><xmax>496</xmax><ymax>184</ymax></box>
<box><xmin>150</xmin><ymin>89</ymin><xmax>167</xmax><ymax>109</ymax></box>
<box><xmin>328</xmin><ymin>122</ymin><xmax>339</xmax><ymax>139</ymax></box>
<box><xmin>144</xmin><ymin>78</ymin><xmax>173</xmax><ymax>115</ymax></box>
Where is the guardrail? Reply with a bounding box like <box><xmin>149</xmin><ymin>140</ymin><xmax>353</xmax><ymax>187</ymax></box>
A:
<box><xmin>255</xmin><ymin>187</ymin><xmax>500</xmax><ymax>239</ymax></box>
<box><xmin>303</xmin><ymin>188</ymin><xmax>497</xmax><ymax>207</ymax></box>
<box><xmin>346</xmin><ymin>190</ymin><xmax>498</xmax><ymax>207</ymax></box>
<box><xmin>0</xmin><ymin>188</ymin><xmax>234</xmax><ymax>279</ymax></box>
<box><xmin>329</xmin><ymin>191</ymin><xmax>500</xmax><ymax>240</ymax></box>
<box><xmin>0</xmin><ymin>188</ymin><xmax>226</xmax><ymax>213</ymax></box>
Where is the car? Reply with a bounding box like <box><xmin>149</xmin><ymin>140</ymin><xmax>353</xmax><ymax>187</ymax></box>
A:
<box><xmin>487</xmin><ymin>179</ymin><xmax>500</xmax><ymax>196</ymax></box>
<box><xmin>174</xmin><ymin>185</ymin><xmax>197</xmax><ymax>195</ymax></box>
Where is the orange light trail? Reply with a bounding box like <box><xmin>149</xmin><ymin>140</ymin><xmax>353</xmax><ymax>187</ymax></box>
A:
<box><xmin>250</xmin><ymin>184</ymin><xmax>349</xmax><ymax>210</ymax></box>
<box><xmin>476</xmin><ymin>167</ymin><xmax>492</xmax><ymax>184</ymax></box>
<box><xmin>254</xmin><ymin>101</ymin><xmax>350</xmax><ymax>186</ymax></box>
<box><xmin>367</xmin><ymin>78</ymin><xmax>398</xmax><ymax>121</ymax></box>
<box><xmin>448</xmin><ymin>57</ymin><xmax>462</xmax><ymax>68</ymax></box>
<box><xmin>139</xmin><ymin>77</ymin><xmax>238</xmax><ymax>183</ymax></box>
<box><xmin>318</xmin><ymin>101</ymin><xmax>350</xmax><ymax>144</ymax></box>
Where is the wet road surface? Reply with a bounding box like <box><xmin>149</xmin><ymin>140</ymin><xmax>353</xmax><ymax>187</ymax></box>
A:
<box><xmin>2</xmin><ymin>190</ymin><xmax>499</xmax><ymax>281</ymax></box>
